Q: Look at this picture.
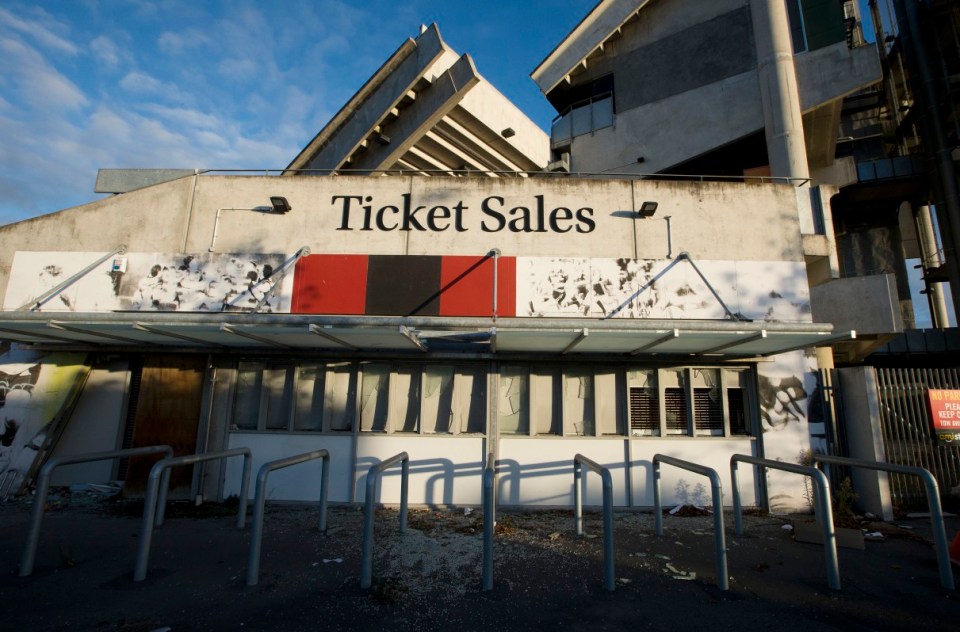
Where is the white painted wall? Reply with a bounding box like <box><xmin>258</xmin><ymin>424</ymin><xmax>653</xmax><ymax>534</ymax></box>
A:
<box><xmin>49</xmin><ymin>360</ymin><xmax>128</xmax><ymax>485</ymax></box>
<box><xmin>224</xmin><ymin>434</ymin><xmax>354</xmax><ymax>503</ymax></box>
<box><xmin>353</xmin><ymin>435</ymin><xmax>485</xmax><ymax>506</ymax></box>
<box><xmin>498</xmin><ymin>438</ymin><xmax>629</xmax><ymax>507</ymax></box>
<box><xmin>629</xmin><ymin>437</ymin><xmax>758</xmax><ymax>507</ymax></box>
<box><xmin>0</xmin><ymin>175</ymin><xmax>810</xmax><ymax>302</ymax></box>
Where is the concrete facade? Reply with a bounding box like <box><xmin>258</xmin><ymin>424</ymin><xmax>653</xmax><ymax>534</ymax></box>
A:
<box><xmin>0</xmin><ymin>9</ymin><xmax>870</xmax><ymax>513</ymax></box>
<box><xmin>0</xmin><ymin>174</ymin><xmax>839</xmax><ymax>510</ymax></box>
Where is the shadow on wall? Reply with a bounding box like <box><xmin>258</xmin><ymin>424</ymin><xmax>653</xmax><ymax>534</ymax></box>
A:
<box><xmin>355</xmin><ymin>457</ymin><xmax>482</xmax><ymax>507</ymax></box>
<box><xmin>354</xmin><ymin>456</ymin><xmax>631</xmax><ymax>507</ymax></box>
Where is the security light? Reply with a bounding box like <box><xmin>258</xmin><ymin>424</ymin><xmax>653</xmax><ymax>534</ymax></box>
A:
<box><xmin>269</xmin><ymin>196</ymin><xmax>292</xmax><ymax>214</ymax></box>
<box><xmin>638</xmin><ymin>201</ymin><xmax>658</xmax><ymax>218</ymax></box>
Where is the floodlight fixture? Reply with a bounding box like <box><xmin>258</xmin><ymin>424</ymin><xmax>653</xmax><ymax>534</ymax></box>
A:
<box><xmin>638</xmin><ymin>200</ymin><xmax>658</xmax><ymax>218</ymax></box>
<box><xmin>269</xmin><ymin>196</ymin><xmax>292</xmax><ymax>214</ymax></box>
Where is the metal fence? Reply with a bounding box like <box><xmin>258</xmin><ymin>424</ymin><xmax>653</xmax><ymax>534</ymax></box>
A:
<box><xmin>875</xmin><ymin>367</ymin><xmax>960</xmax><ymax>507</ymax></box>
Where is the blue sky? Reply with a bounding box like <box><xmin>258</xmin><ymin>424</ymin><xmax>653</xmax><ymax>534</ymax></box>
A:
<box><xmin>0</xmin><ymin>0</ymin><xmax>597</xmax><ymax>224</ymax></box>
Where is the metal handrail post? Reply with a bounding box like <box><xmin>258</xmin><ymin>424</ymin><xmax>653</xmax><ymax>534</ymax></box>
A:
<box><xmin>18</xmin><ymin>445</ymin><xmax>173</xmax><ymax>577</ymax></box>
<box><xmin>731</xmin><ymin>454</ymin><xmax>840</xmax><ymax>590</ymax></box>
<box><xmin>134</xmin><ymin>447</ymin><xmax>252</xmax><ymax>582</ymax></box>
<box><xmin>360</xmin><ymin>452</ymin><xmax>409</xmax><ymax>589</ymax></box>
<box><xmin>573</xmin><ymin>454</ymin><xmax>615</xmax><ymax>592</ymax></box>
<box><xmin>652</xmin><ymin>454</ymin><xmax>729</xmax><ymax>590</ymax></box>
<box><xmin>482</xmin><ymin>453</ymin><xmax>496</xmax><ymax>591</ymax></box>
<box><xmin>813</xmin><ymin>454</ymin><xmax>955</xmax><ymax>590</ymax></box>
<box><xmin>154</xmin><ymin>448</ymin><xmax>251</xmax><ymax>528</ymax></box>
<box><xmin>246</xmin><ymin>449</ymin><xmax>330</xmax><ymax>586</ymax></box>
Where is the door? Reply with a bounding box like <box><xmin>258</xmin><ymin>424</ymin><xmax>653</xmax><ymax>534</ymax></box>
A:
<box><xmin>123</xmin><ymin>355</ymin><xmax>206</xmax><ymax>498</ymax></box>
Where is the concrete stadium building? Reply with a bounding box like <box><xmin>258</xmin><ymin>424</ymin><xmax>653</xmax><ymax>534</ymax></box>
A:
<box><xmin>1</xmin><ymin>2</ymin><xmax>914</xmax><ymax>515</ymax></box>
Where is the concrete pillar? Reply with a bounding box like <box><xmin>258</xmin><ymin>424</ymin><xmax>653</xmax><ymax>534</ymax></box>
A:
<box><xmin>751</xmin><ymin>0</ymin><xmax>810</xmax><ymax>183</ymax></box>
<box><xmin>836</xmin><ymin>366</ymin><xmax>894</xmax><ymax>521</ymax></box>
<box><xmin>915</xmin><ymin>204</ymin><xmax>951</xmax><ymax>328</ymax></box>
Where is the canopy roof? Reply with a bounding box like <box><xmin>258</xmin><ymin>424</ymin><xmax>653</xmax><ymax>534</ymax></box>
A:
<box><xmin>0</xmin><ymin>312</ymin><xmax>853</xmax><ymax>360</ymax></box>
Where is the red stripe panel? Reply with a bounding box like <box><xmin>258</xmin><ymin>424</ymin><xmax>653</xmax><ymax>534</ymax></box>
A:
<box><xmin>439</xmin><ymin>255</ymin><xmax>516</xmax><ymax>317</ymax></box>
<box><xmin>292</xmin><ymin>255</ymin><xmax>368</xmax><ymax>314</ymax></box>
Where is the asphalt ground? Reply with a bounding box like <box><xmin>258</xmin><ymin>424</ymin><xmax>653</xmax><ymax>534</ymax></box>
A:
<box><xmin>1</xmin><ymin>492</ymin><xmax>958</xmax><ymax>631</ymax></box>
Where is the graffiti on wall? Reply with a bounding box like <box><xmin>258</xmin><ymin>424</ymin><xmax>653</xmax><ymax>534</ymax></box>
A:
<box><xmin>0</xmin><ymin>350</ymin><xmax>89</xmax><ymax>496</ymax></box>
<box><xmin>4</xmin><ymin>252</ymin><xmax>292</xmax><ymax>313</ymax></box>
<box><xmin>517</xmin><ymin>257</ymin><xmax>811</xmax><ymax>322</ymax></box>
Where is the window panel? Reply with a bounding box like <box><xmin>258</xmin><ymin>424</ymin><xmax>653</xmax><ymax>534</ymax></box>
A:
<box><xmin>324</xmin><ymin>363</ymin><xmax>355</xmax><ymax>431</ymax></box>
<box><xmin>724</xmin><ymin>368</ymin><xmax>750</xmax><ymax>436</ymax></box>
<box><xmin>664</xmin><ymin>369</ymin><xmax>688</xmax><ymax>435</ymax></box>
<box><xmin>263</xmin><ymin>366</ymin><xmax>294</xmax><ymax>430</ymax></box>
<box><xmin>423</xmin><ymin>366</ymin><xmax>454</xmax><ymax>434</ymax></box>
<box><xmin>233</xmin><ymin>362</ymin><xmax>263</xmax><ymax>430</ymax></box>
<box><xmin>728</xmin><ymin>389</ymin><xmax>747</xmax><ymax>435</ymax></box>
<box><xmin>531</xmin><ymin>370</ymin><xmax>560</xmax><ymax>435</ymax></box>
<box><xmin>564</xmin><ymin>369</ymin><xmax>595</xmax><ymax>436</ymax></box>
<box><xmin>360</xmin><ymin>364</ymin><xmax>390</xmax><ymax>432</ymax></box>
<box><xmin>454</xmin><ymin>366</ymin><xmax>487</xmax><ymax>434</ymax></box>
<box><xmin>572</xmin><ymin>105</ymin><xmax>592</xmax><ymax>137</ymax></box>
<box><xmin>499</xmin><ymin>366</ymin><xmax>529</xmax><ymax>435</ymax></box>
<box><xmin>395</xmin><ymin>365</ymin><xmax>421</xmax><ymax>433</ymax></box>
<box><xmin>294</xmin><ymin>364</ymin><xmax>324</xmax><ymax>431</ymax></box>
<box><xmin>593</xmin><ymin>96</ymin><xmax>613</xmax><ymax>129</ymax></box>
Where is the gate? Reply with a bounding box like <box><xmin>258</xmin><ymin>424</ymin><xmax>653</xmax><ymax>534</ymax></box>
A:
<box><xmin>875</xmin><ymin>367</ymin><xmax>960</xmax><ymax>507</ymax></box>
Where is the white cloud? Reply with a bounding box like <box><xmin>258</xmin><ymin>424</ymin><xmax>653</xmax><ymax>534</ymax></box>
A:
<box><xmin>140</xmin><ymin>104</ymin><xmax>223</xmax><ymax>131</ymax></box>
<box><xmin>217</xmin><ymin>57</ymin><xmax>259</xmax><ymax>82</ymax></box>
<box><xmin>0</xmin><ymin>6</ymin><xmax>79</xmax><ymax>56</ymax></box>
<box><xmin>0</xmin><ymin>36</ymin><xmax>88</xmax><ymax>111</ymax></box>
<box><xmin>119</xmin><ymin>70</ymin><xmax>165</xmax><ymax>94</ymax></box>
<box><xmin>118</xmin><ymin>71</ymin><xmax>194</xmax><ymax>107</ymax></box>
<box><xmin>90</xmin><ymin>35</ymin><xmax>121</xmax><ymax>67</ymax></box>
<box><xmin>157</xmin><ymin>28</ymin><xmax>209</xmax><ymax>55</ymax></box>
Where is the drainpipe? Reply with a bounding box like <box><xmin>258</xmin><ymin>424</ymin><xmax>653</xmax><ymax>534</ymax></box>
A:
<box><xmin>751</xmin><ymin>0</ymin><xmax>810</xmax><ymax>184</ymax></box>
<box><xmin>915</xmin><ymin>204</ymin><xmax>951</xmax><ymax>327</ymax></box>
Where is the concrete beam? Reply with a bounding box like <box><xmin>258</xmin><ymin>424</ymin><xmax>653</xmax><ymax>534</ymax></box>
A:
<box><xmin>348</xmin><ymin>55</ymin><xmax>481</xmax><ymax>173</ymax></box>
<box><xmin>287</xmin><ymin>24</ymin><xmax>448</xmax><ymax>173</ymax></box>
<box><xmin>532</xmin><ymin>0</ymin><xmax>653</xmax><ymax>94</ymax></box>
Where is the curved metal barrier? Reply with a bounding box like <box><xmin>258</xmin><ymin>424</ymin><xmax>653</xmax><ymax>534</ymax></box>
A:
<box><xmin>482</xmin><ymin>452</ymin><xmax>496</xmax><ymax>591</ymax></box>
<box><xmin>134</xmin><ymin>447</ymin><xmax>252</xmax><ymax>582</ymax></box>
<box><xmin>573</xmin><ymin>454</ymin><xmax>615</xmax><ymax>592</ymax></box>
<box><xmin>18</xmin><ymin>445</ymin><xmax>174</xmax><ymax>577</ymax></box>
<box><xmin>360</xmin><ymin>452</ymin><xmax>409</xmax><ymax>589</ymax></box>
<box><xmin>813</xmin><ymin>453</ymin><xmax>955</xmax><ymax>590</ymax></box>
<box><xmin>652</xmin><ymin>454</ymin><xmax>728</xmax><ymax>590</ymax></box>
<box><xmin>246</xmin><ymin>449</ymin><xmax>331</xmax><ymax>586</ymax></box>
<box><xmin>730</xmin><ymin>454</ymin><xmax>840</xmax><ymax>590</ymax></box>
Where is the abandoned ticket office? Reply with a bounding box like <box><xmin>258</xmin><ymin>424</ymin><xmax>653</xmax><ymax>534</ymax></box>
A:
<box><xmin>0</xmin><ymin>173</ymin><xmax>847</xmax><ymax>511</ymax></box>
<box><xmin>0</xmin><ymin>23</ymin><xmax>849</xmax><ymax>512</ymax></box>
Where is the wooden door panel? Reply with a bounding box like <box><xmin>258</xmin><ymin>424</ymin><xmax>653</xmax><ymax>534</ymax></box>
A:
<box><xmin>124</xmin><ymin>355</ymin><xmax>205</xmax><ymax>497</ymax></box>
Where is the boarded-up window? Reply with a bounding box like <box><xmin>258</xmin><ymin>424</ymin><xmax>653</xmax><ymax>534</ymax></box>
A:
<box><xmin>629</xmin><ymin>386</ymin><xmax>659</xmax><ymax>435</ymax></box>
<box><xmin>665</xmin><ymin>388</ymin><xmax>689</xmax><ymax>435</ymax></box>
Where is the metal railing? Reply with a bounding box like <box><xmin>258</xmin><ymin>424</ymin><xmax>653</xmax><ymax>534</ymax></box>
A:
<box><xmin>730</xmin><ymin>454</ymin><xmax>840</xmax><ymax>590</ymax></box>
<box><xmin>146</xmin><ymin>166</ymin><xmax>811</xmax><ymax>185</ymax></box>
<box><xmin>813</xmin><ymin>454</ymin><xmax>955</xmax><ymax>590</ymax></box>
<box><xmin>573</xmin><ymin>454</ymin><xmax>615</xmax><ymax>592</ymax></box>
<box><xmin>652</xmin><ymin>454</ymin><xmax>728</xmax><ymax>590</ymax></box>
<box><xmin>246</xmin><ymin>449</ymin><xmax>331</xmax><ymax>587</ymax></box>
<box><xmin>18</xmin><ymin>445</ymin><xmax>173</xmax><ymax>577</ymax></box>
<box><xmin>134</xmin><ymin>448</ymin><xmax>252</xmax><ymax>582</ymax></box>
<box><xmin>482</xmin><ymin>452</ymin><xmax>496</xmax><ymax>591</ymax></box>
<box><xmin>360</xmin><ymin>452</ymin><xmax>409</xmax><ymax>589</ymax></box>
